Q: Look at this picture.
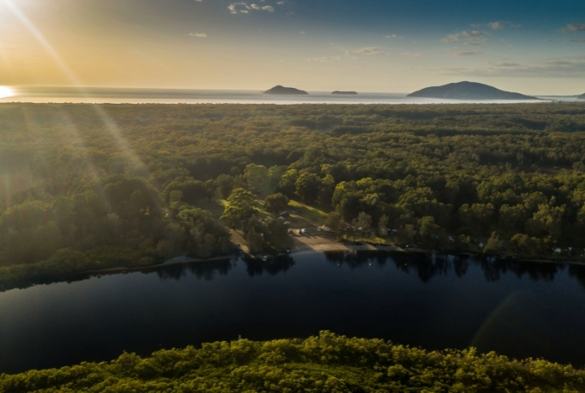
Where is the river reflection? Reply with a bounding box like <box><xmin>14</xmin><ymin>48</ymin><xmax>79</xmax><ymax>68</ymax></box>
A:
<box><xmin>2</xmin><ymin>250</ymin><xmax>585</xmax><ymax>373</ymax></box>
<box><xmin>151</xmin><ymin>251</ymin><xmax>585</xmax><ymax>288</ymax></box>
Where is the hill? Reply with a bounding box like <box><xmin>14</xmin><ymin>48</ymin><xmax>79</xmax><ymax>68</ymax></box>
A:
<box><xmin>2</xmin><ymin>331</ymin><xmax>584</xmax><ymax>392</ymax></box>
<box><xmin>332</xmin><ymin>91</ymin><xmax>358</xmax><ymax>95</ymax></box>
<box><xmin>409</xmin><ymin>81</ymin><xmax>538</xmax><ymax>100</ymax></box>
<box><xmin>264</xmin><ymin>85</ymin><xmax>308</xmax><ymax>95</ymax></box>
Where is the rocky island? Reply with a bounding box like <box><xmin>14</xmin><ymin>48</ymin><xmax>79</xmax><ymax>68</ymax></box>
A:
<box><xmin>408</xmin><ymin>81</ymin><xmax>538</xmax><ymax>100</ymax></box>
<box><xmin>264</xmin><ymin>85</ymin><xmax>308</xmax><ymax>95</ymax></box>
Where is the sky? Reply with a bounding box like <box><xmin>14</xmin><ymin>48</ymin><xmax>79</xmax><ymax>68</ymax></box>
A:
<box><xmin>0</xmin><ymin>0</ymin><xmax>584</xmax><ymax>94</ymax></box>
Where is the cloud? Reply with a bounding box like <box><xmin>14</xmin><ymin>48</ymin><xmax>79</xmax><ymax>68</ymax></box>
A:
<box><xmin>189</xmin><ymin>32</ymin><xmax>208</xmax><ymax>38</ymax></box>
<box><xmin>443</xmin><ymin>56</ymin><xmax>585</xmax><ymax>78</ymax></box>
<box><xmin>385</xmin><ymin>34</ymin><xmax>400</xmax><ymax>39</ymax></box>
<box><xmin>306</xmin><ymin>56</ymin><xmax>342</xmax><ymax>63</ymax></box>
<box><xmin>488</xmin><ymin>21</ymin><xmax>506</xmax><ymax>31</ymax></box>
<box><xmin>441</xmin><ymin>30</ymin><xmax>485</xmax><ymax>45</ymax></box>
<box><xmin>564</xmin><ymin>23</ymin><xmax>585</xmax><ymax>32</ymax></box>
<box><xmin>349</xmin><ymin>47</ymin><xmax>384</xmax><ymax>56</ymax></box>
<box><xmin>454</xmin><ymin>49</ymin><xmax>482</xmax><ymax>56</ymax></box>
<box><xmin>400</xmin><ymin>51</ymin><xmax>423</xmax><ymax>58</ymax></box>
<box><xmin>228</xmin><ymin>1</ymin><xmax>282</xmax><ymax>15</ymax></box>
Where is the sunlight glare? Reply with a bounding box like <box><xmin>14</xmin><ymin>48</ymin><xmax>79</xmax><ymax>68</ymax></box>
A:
<box><xmin>0</xmin><ymin>86</ymin><xmax>14</xmax><ymax>99</ymax></box>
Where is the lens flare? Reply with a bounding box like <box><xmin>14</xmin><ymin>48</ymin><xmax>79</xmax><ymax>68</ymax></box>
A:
<box><xmin>0</xmin><ymin>86</ymin><xmax>14</xmax><ymax>99</ymax></box>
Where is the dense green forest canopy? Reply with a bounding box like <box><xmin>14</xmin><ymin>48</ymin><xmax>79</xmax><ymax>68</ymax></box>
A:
<box><xmin>1</xmin><ymin>331</ymin><xmax>584</xmax><ymax>392</ymax></box>
<box><xmin>1</xmin><ymin>102</ymin><xmax>585</xmax><ymax>286</ymax></box>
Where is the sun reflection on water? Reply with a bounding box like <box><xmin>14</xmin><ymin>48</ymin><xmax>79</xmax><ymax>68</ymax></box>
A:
<box><xmin>0</xmin><ymin>86</ymin><xmax>15</xmax><ymax>99</ymax></box>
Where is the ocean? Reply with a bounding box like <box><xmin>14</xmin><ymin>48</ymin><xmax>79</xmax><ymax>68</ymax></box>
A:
<box><xmin>0</xmin><ymin>86</ymin><xmax>579</xmax><ymax>105</ymax></box>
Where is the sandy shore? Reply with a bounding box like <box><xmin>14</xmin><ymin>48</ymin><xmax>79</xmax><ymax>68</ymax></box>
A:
<box><xmin>292</xmin><ymin>234</ymin><xmax>404</xmax><ymax>253</ymax></box>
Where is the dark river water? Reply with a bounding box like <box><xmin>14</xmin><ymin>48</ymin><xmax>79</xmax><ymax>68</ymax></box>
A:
<box><xmin>2</xmin><ymin>250</ymin><xmax>585</xmax><ymax>373</ymax></box>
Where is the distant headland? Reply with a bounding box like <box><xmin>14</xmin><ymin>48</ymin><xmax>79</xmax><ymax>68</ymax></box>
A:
<box><xmin>264</xmin><ymin>85</ymin><xmax>308</xmax><ymax>95</ymax></box>
<box><xmin>408</xmin><ymin>81</ymin><xmax>538</xmax><ymax>101</ymax></box>
<box><xmin>332</xmin><ymin>91</ymin><xmax>358</xmax><ymax>95</ymax></box>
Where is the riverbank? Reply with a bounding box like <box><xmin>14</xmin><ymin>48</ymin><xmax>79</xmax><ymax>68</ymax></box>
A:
<box><xmin>0</xmin><ymin>231</ymin><xmax>583</xmax><ymax>293</ymax></box>
<box><xmin>289</xmin><ymin>232</ymin><xmax>585</xmax><ymax>266</ymax></box>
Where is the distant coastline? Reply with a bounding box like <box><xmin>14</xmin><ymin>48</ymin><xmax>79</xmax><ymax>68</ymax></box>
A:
<box><xmin>0</xmin><ymin>86</ymin><xmax>571</xmax><ymax>105</ymax></box>
<box><xmin>332</xmin><ymin>91</ymin><xmax>358</xmax><ymax>95</ymax></box>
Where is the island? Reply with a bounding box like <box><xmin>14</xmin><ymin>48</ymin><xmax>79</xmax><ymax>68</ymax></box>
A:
<box><xmin>579</xmin><ymin>93</ymin><xmax>585</xmax><ymax>99</ymax></box>
<box><xmin>264</xmin><ymin>85</ymin><xmax>308</xmax><ymax>95</ymax></box>
<box><xmin>332</xmin><ymin>91</ymin><xmax>358</xmax><ymax>95</ymax></box>
<box><xmin>408</xmin><ymin>81</ymin><xmax>538</xmax><ymax>100</ymax></box>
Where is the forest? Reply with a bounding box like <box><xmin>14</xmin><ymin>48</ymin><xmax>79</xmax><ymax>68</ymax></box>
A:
<box><xmin>1</xmin><ymin>331</ymin><xmax>584</xmax><ymax>392</ymax></box>
<box><xmin>1</xmin><ymin>102</ymin><xmax>585</xmax><ymax>287</ymax></box>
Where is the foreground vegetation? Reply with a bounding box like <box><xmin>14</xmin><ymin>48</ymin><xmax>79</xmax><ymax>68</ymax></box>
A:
<box><xmin>1</xmin><ymin>103</ymin><xmax>585</xmax><ymax>289</ymax></box>
<box><xmin>1</xmin><ymin>331</ymin><xmax>584</xmax><ymax>393</ymax></box>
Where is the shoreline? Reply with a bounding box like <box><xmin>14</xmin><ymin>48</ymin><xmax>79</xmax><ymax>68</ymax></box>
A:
<box><xmin>92</xmin><ymin>234</ymin><xmax>585</xmax><ymax>278</ymax></box>
<box><xmin>1</xmin><ymin>237</ymin><xmax>584</xmax><ymax>293</ymax></box>
<box><xmin>291</xmin><ymin>233</ymin><xmax>585</xmax><ymax>266</ymax></box>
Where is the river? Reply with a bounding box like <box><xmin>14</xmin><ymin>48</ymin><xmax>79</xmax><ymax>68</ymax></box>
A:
<box><xmin>1</xmin><ymin>250</ymin><xmax>585</xmax><ymax>373</ymax></box>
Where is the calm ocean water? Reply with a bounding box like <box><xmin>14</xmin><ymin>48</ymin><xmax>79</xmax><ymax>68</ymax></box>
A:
<box><xmin>0</xmin><ymin>86</ymin><xmax>573</xmax><ymax>105</ymax></box>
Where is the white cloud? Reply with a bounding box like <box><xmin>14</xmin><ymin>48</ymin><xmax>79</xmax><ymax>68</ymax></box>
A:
<box><xmin>444</xmin><ymin>56</ymin><xmax>585</xmax><ymax>78</ymax></box>
<box><xmin>306</xmin><ymin>56</ymin><xmax>342</xmax><ymax>63</ymax></box>
<box><xmin>189</xmin><ymin>32</ymin><xmax>208</xmax><ymax>38</ymax></box>
<box><xmin>565</xmin><ymin>23</ymin><xmax>585</xmax><ymax>32</ymax></box>
<box><xmin>454</xmin><ymin>49</ymin><xmax>482</xmax><ymax>56</ymax></box>
<box><xmin>488</xmin><ymin>21</ymin><xmax>506</xmax><ymax>31</ymax></box>
<box><xmin>349</xmin><ymin>47</ymin><xmax>384</xmax><ymax>56</ymax></box>
<box><xmin>441</xmin><ymin>30</ymin><xmax>485</xmax><ymax>45</ymax></box>
<box><xmin>228</xmin><ymin>1</ymin><xmax>283</xmax><ymax>15</ymax></box>
<box><xmin>400</xmin><ymin>51</ymin><xmax>423</xmax><ymax>58</ymax></box>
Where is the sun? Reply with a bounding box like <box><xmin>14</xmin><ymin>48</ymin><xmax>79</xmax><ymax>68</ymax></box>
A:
<box><xmin>0</xmin><ymin>86</ymin><xmax>15</xmax><ymax>99</ymax></box>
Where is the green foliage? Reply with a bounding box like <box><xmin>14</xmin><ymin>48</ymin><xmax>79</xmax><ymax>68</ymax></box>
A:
<box><xmin>175</xmin><ymin>207</ymin><xmax>232</xmax><ymax>258</ymax></box>
<box><xmin>1</xmin><ymin>331</ymin><xmax>584</xmax><ymax>393</ymax></box>
<box><xmin>221</xmin><ymin>188</ymin><xmax>260</xmax><ymax>230</ymax></box>
<box><xmin>265</xmin><ymin>193</ymin><xmax>289</xmax><ymax>214</ymax></box>
<box><xmin>1</xmin><ymin>103</ymin><xmax>585</xmax><ymax>285</ymax></box>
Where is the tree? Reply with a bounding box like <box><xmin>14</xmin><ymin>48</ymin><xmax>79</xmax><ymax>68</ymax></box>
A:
<box><xmin>244</xmin><ymin>164</ymin><xmax>271</xmax><ymax>196</ymax></box>
<box><xmin>265</xmin><ymin>193</ymin><xmax>289</xmax><ymax>214</ymax></box>
<box><xmin>215</xmin><ymin>174</ymin><xmax>235</xmax><ymax>198</ymax></box>
<box><xmin>499</xmin><ymin>204</ymin><xmax>529</xmax><ymax>234</ymax></box>
<box><xmin>528</xmin><ymin>203</ymin><xmax>565</xmax><ymax>240</ymax></box>
<box><xmin>319</xmin><ymin>174</ymin><xmax>336</xmax><ymax>208</ymax></box>
<box><xmin>378</xmin><ymin>214</ymin><xmax>389</xmax><ymax>237</ymax></box>
<box><xmin>164</xmin><ymin>177</ymin><xmax>210</xmax><ymax>206</ymax></box>
<box><xmin>418</xmin><ymin>216</ymin><xmax>444</xmax><ymax>247</ymax></box>
<box><xmin>245</xmin><ymin>224</ymin><xmax>265</xmax><ymax>254</ymax></box>
<box><xmin>295</xmin><ymin>172</ymin><xmax>322</xmax><ymax>203</ymax></box>
<box><xmin>353</xmin><ymin>212</ymin><xmax>373</xmax><ymax>236</ymax></box>
<box><xmin>510</xmin><ymin>233</ymin><xmax>544</xmax><ymax>256</ymax></box>
<box><xmin>484</xmin><ymin>232</ymin><xmax>505</xmax><ymax>254</ymax></box>
<box><xmin>458</xmin><ymin>203</ymin><xmax>495</xmax><ymax>236</ymax></box>
<box><xmin>177</xmin><ymin>207</ymin><xmax>231</xmax><ymax>258</ymax></box>
<box><xmin>325</xmin><ymin>212</ymin><xmax>344</xmax><ymax>234</ymax></box>
<box><xmin>279</xmin><ymin>169</ymin><xmax>299</xmax><ymax>196</ymax></box>
<box><xmin>221</xmin><ymin>188</ymin><xmax>258</xmax><ymax>230</ymax></box>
